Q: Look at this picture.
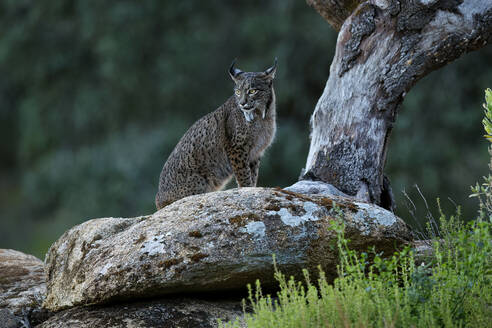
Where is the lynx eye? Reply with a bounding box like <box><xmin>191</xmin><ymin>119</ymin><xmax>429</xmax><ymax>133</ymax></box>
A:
<box><xmin>235</xmin><ymin>89</ymin><xmax>241</xmax><ymax>96</ymax></box>
<box><xmin>248</xmin><ymin>89</ymin><xmax>257</xmax><ymax>95</ymax></box>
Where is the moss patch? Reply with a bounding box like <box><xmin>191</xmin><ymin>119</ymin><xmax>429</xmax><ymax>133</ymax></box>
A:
<box><xmin>189</xmin><ymin>253</ymin><xmax>209</xmax><ymax>263</ymax></box>
<box><xmin>274</xmin><ymin>187</ymin><xmax>359</xmax><ymax>213</ymax></box>
<box><xmin>158</xmin><ymin>258</ymin><xmax>183</xmax><ymax>269</ymax></box>
<box><xmin>228</xmin><ymin>213</ymin><xmax>261</xmax><ymax>226</ymax></box>
<box><xmin>188</xmin><ymin>231</ymin><xmax>203</xmax><ymax>238</ymax></box>
<box><xmin>264</xmin><ymin>203</ymin><xmax>281</xmax><ymax>211</ymax></box>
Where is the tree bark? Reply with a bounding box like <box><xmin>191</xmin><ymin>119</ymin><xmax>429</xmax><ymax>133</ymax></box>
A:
<box><xmin>303</xmin><ymin>0</ymin><xmax>492</xmax><ymax>210</ymax></box>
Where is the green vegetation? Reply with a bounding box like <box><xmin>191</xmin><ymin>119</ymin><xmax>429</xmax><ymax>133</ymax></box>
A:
<box><xmin>222</xmin><ymin>90</ymin><xmax>492</xmax><ymax>327</ymax></box>
<box><xmin>0</xmin><ymin>1</ymin><xmax>491</xmax><ymax>258</ymax></box>
<box><xmin>471</xmin><ymin>88</ymin><xmax>492</xmax><ymax>215</ymax></box>
<box><xmin>223</xmin><ymin>217</ymin><xmax>491</xmax><ymax>328</ymax></box>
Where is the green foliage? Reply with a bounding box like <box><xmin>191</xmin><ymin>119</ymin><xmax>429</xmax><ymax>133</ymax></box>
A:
<box><xmin>481</xmin><ymin>89</ymin><xmax>492</xmax><ymax>139</ymax></box>
<box><xmin>0</xmin><ymin>0</ymin><xmax>336</xmax><ymax>258</ymax></box>
<box><xmin>0</xmin><ymin>1</ymin><xmax>491</xmax><ymax>258</ymax></box>
<box><xmin>471</xmin><ymin>89</ymin><xmax>492</xmax><ymax>215</ymax></box>
<box><xmin>386</xmin><ymin>53</ymin><xmax>491</xmax><ymax>226</ymax></box>
<box><xmin>222</xmin><ymin>216</ymin><xmax>492</xmax><ymax>328</ymax></box>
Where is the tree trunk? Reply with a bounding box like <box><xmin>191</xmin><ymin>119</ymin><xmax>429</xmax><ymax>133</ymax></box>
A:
<box><xmin>303</xmin><ymin>0</ymin><xmax>492</xmax><ymax>211</ymax></box>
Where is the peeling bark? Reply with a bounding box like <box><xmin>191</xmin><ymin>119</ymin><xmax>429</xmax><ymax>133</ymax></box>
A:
<box><xmin>303</xmin><ymin>0</ymin><xmax>492</xmax><ymax>210</ymax></box>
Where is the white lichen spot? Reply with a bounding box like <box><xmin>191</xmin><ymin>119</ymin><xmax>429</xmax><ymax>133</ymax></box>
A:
<box><xmin>353</xmin><ymin>202</ymin><xmax>397</xmax><ymax>235</ymax></box>
<box><xmin>57</xmin><ymin>240</ymin><xmax>69</xmax><ymax>255</ymax></box>
<box><xmin>418</xmin><ymin>0</ymin><xmax>438</xmax><ymax>6</ymax></box>
<box><xmin>269</xmin><ymin>201</ymin><xmax>320</xmax><ymax>227</ymax></box>
<box><xmin>140</xmin><ymin>235</ymin><xmax>165</xmax><ymax>256</ymax></box>
<box><xmin>303</xmin><ymin>201</ymin><xmax>318</xmax><ymax>216</ymax></box>
<box><xmin>99</xmin><ymin>263</ymin><xmax>112</xmax><ymax>275</ymax></box>
<box><xmin>204</xmin><ymin>241</ymin><xmax>216</xmax><ymax>249</ymax></box>
<box><xmin>373</xmin><ymin>0</ymin><xmax>391</xmax><ymax>10</ymax></box>
<box><xmin>241</xmin><ymin>221</ymin><xmax>266</xmax><ymax>239</ymax></box>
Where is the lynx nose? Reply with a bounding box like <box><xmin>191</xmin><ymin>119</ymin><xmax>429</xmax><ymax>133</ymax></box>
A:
<box><xmin>240</xmin><ymin>100</ymin><xmax>253</xmax><ymax>109</ymax></box>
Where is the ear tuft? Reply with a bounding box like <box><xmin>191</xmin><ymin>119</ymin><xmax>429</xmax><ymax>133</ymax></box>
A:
<box><xmin>229</xmin><ymin>59</ymin><xmax>244</xmax><ymax>82</ymax></box>
<box><xmin>264</xmin><ymin>57</ymin><xmax>277</xmax><ymax>79</ymax></box>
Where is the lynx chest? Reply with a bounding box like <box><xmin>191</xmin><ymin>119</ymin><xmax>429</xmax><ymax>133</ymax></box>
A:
<box><xmin>248</xmin><ymin>115</ymin><xmax>276</xmax><ymax>159</ymax></box>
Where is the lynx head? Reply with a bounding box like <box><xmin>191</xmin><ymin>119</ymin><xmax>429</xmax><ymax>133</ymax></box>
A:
<box><xmin>229</xmin><ymin>59</ymin><xmax>277</xmax><ymax>122</ymax></box>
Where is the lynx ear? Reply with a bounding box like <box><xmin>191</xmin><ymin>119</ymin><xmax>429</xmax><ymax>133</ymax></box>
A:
<box><xmin>229</xmin><ymin>59</ymin><xmax>243</xmax><ymax>83</ymax></box>
<box><xmin>264</xmin><ymin>57</ymin><xmax>277</xmax><ymax>79</ymax></box>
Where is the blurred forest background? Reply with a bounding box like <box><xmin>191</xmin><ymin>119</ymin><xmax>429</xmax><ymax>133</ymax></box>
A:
<box><xmin>0</xmin><ymin>0</ymin><xmax>491</xmax><ymax>259</ymax></box>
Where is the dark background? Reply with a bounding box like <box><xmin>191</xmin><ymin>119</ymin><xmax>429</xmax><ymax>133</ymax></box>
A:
<box><xmin>1</xmin><ymin>0</ymin><xmax>491</xmax><ymax>259</ymax></box>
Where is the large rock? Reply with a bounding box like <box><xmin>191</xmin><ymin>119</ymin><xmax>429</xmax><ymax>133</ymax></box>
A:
<box><xmin>0</xmin><ymin>309</ymin><xmax>24</xmax><ymax>328</ymax></box>
<box><xmin>0</xmin><ymin>249</ymin><xmax>49</xmax><ymax>326</ymax></box>
<box><xmin>37</xmin><ymin>297</ymin><xmax>243</xmax><ymax>328</ymax></box>
<box><xmin>43</xmin><ymin>186</ymin><xmax>412</xmax><ymax>311</ymax></box>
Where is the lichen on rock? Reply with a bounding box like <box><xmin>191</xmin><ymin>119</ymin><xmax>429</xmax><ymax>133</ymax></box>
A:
<box><xmin>43</xmin><ymin>186</ymin><xmax>412</xmax><ymax>312</ymax></box>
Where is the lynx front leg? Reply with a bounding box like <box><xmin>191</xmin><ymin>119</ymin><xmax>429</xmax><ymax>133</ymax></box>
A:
<box><xmin>249</xmin><ymin>159</ymin><xmax>260</xmax><ymax>186</ymax></box>
<box><xmin>228</xmin><ymin>151</ymin><xmax>253</xmax><ymax>187</ymax></box>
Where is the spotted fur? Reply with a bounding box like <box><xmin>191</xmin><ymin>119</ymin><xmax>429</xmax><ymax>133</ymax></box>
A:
<box><xmin>155</xmin><ymin>60</ymin><xmax>277</xmax><ymax>209</ymax></box>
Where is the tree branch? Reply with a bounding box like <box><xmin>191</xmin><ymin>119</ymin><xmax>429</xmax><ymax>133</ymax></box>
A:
<box><xmin>306</xmin><ymin>0</ymin><xmax>364</xmax><ymax>30</ymax></box>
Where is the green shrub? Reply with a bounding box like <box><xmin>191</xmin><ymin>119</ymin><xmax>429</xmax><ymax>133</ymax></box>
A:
<box><xmin>221</xmin><ymin>216</ymin><xmax>491</xmax><ymax>328</ymax></box>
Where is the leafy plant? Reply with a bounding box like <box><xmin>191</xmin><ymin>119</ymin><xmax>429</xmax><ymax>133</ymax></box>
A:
<box><xmin>471</xmin><ymin>88</ymin><xmax>492</xmax><ymax>215</ymax></box>
<box><xmin>480</xmin><ymin>88</ymin><xmax>492</xmax><ymax>142</ymax></box>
